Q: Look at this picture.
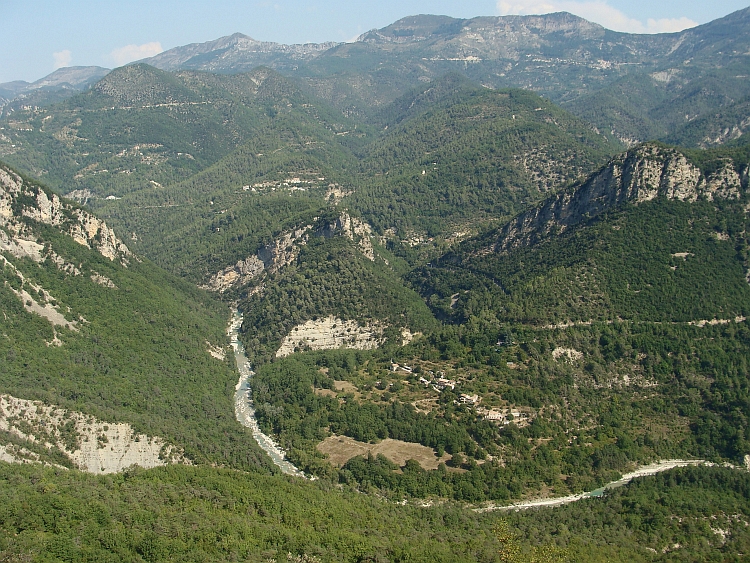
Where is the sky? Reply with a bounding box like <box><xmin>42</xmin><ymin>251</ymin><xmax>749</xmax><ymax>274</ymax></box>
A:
<box><xmin>1</xmin><ymin>0</ymin><xmax>748</xmax><ymax>84</ymax></box>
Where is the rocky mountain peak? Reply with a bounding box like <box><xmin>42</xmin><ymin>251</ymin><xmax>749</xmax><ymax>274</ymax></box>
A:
<box><xmin>138</xmin><ymin>33</ymin><xmax>340</xmax><ymax>73</ymax></box>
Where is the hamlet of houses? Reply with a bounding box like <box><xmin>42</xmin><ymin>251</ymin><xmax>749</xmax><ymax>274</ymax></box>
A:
<box><xmin>390</xmin><ymin>362</ymin><xmax>532</xmax><ymax>425</ymax></box>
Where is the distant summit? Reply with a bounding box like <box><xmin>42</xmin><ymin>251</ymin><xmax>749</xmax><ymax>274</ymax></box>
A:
<box><xmin>138</xmin><ymin>32</ymin><xmax>339</xmax><ymax>73</ymax></box>
<box><xmin>0</xmin><ymin>66</ymin><xmax>109</xmax><ymax>116</ymax></box>
<box><xmin>27</xmin><ymin>66</ymin><xmax>110</xmax><ymax>90</ymax></box>
<box><xmin>356</xmin><ymin>12</ymin><xmax>604</xmax><ymax>44</ymax></box>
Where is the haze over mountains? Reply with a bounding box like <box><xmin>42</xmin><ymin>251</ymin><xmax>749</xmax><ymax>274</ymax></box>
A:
<box><xmin>1</xmin><ymin>7</ymin><xmax>750</xmax><ymax>561</ymax></box>
<box><xmin>5</xmin><ymin>7</ymin><xmax>750</xmax><ymax>145</ymax></box>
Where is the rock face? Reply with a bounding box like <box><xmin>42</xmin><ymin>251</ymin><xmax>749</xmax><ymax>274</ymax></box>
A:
<box><xmin>276</xmin><ymin>316</ymin><xmax>383</xmax><ymax>358</ymax></box>
<box><xmin>202</xmin><ymin>225</ymin><xmax>310</xmax><ymax>293</ymax></box>
<box><xmin>491</xmin><ymin>144</ymin><xmax>748</xmax><ymax>254</ymax></box>
<box><xmin>0</xmin><ymin>164</ymin><xmax>131</xmax><ymax>265</ymax></box>
<box><xmin>316</xmin><ymin>212</ymin><xmax>377</xmax><ymax>261</ymax></box>
<box><xmin>203</xmin><ymin>213</ymin><xmax>378</xmax><ymax>292</ymax></box>
<box><xmin>203</xmin><ymin>256</ymin><xmax>266</xmax><ymax>293</ymax></box>
<box><xmin>0</xmin><ymin>394</ymin><xmax>189</xmax><ymax>474</ymax></box>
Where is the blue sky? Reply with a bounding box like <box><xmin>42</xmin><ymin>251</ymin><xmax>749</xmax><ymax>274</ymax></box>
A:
<box><xmin>1</xmin><ymin>0</ymin><xmax>748</xmax><ymax>84</ymax></box>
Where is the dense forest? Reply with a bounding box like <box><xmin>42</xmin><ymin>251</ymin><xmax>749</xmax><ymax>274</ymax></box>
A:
<box><xmin>0</xmin><ymin>463</ymin><xmax>747</xmax><ymax>561</ymax></box>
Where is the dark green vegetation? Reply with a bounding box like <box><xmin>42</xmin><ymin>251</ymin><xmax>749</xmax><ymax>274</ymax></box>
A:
<box><xmin>0</xmin><ymin>462</ymin><xmax>748</xmax><ymax>561</ymax></box>
<box><xmin>0</xmin><ymin>463</ymin><xmax>504</xmax><ymax>563</ymax></box>
<box><xmin>416</xmin><ymin>197</ymin><xmax>750</xmax><ymax>325</ymax></box>
<box><xmin>348</xmin><ymin>79</ymin><xmax>616</xmax><ymax>236</ymax></box>
<box><xmin>251</xmin><ymin>317</ymin><xmax>750</xmax><ymax>500</ymax></box>
<box><xmin>0</xmin><ymin>64</ymin><xmax>356</xmax><ymax>199</ymax></box>
<box><xmin>505</xmin><ymin>465</ymin><xmax>750</xmax><ymax>562</ymax></box>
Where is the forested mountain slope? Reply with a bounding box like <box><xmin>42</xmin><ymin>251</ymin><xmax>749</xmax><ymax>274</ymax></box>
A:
<box><xmin>134</xmin><ymin>8</ymin><xmax>750</xmax><ymax>148</ymax></box>
<box><xmin>347</xmin><ymin>76</ymin><xmax>620</xmax><ymax>236</ymax></box>
<box><xmin>81</xmin><ymin>74</ymin><xmax>619</xmax><ymax>284</ymax></box>
<box><xmin>1</xmin><ymin>462</ymin><xmax>749</xmax><ymax>561</ymax></box>
<box><xmin>413</xmin><ymin>143</ymin><xmax>750</xmax><ymax>324</ymax></box>
<box><xmin>0</xmin><ymin>162</ymin><xmax>272</xmax><ymax>472</ymax></box>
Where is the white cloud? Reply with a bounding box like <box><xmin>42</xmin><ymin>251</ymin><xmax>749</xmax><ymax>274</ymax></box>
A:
<box><xmin>497</xmin><ymin>0</ymin><xmax>698</xmax><ymax>34</ymax></box>
<box><xmin>109</xmin><ymin>42</ymin><xmax>164</xmax><ymax>67</ymax></box>
<box><xmin>52</xmin><ymin>50</ymin><xmax>72</xmax><ymax>70</ymax></box>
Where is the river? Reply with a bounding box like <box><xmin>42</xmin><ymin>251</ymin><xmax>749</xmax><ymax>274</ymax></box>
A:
<box><xmin>229</xmin><ymin>309</ymin><xmax>306</xmax><ymax>478</ymax></box>
<box><xmin>226</xmin><ymin>311</ymin><xmax>719</xmax><ymax>498</ymax></box>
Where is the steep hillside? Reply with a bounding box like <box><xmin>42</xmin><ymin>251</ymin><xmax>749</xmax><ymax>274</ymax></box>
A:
<box><xmin>348</xmin><ymin>78</ymin><xmax>621</xmax><ymax>237</ymax></box>
<box><xmin>239</xmin><ymin>233</ymin><xmax>438</xmax><ymax>365</ymax></box>
<box><xmin>413</xmin><ymin>143</ymin><xmax>750</xmax><ymax>324</ymax></box>
<box><xmin>95</xmin><ymin>106</ymin><xmax>359</xmax><ymax>282</ymax></box>
<box><xmin>0</xmin><ymin>162</ymin><xmax>272</xmax><ymax>472</ymax></box>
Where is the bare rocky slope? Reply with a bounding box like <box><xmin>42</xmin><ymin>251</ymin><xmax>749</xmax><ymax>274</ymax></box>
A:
<box><xmin>202</xmin><ymin>211</ymin><xmax>376</xmax><ymax>294</ymax></box>
<box><xmin>0</xmin><ymin>394</ymin><xmax>189</xmax><ymax>473</ymax></box>
<box><xmin>0</xmin><ymin>164</ymin><xmax>131</xmax><ymax>265</ymax></box>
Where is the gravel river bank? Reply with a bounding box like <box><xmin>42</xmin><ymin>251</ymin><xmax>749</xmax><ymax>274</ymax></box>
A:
<box><xmin>229</xmin><ymin>310</ymin><xmax>306</xmax><ymax>478</ymax></box>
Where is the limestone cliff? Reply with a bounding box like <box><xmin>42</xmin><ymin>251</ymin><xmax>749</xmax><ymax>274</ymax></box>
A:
<box><xmin>201</xmin><ymin>225</ymin><xmax>310</xmax><ymax>292</ymax></box>
<box><xmin>275</xmin><ymin>316</ymin><xmax>384</xmax><ymax>358</ymax></box>
<box><xmin>0</xmin><ymin>164</ymin><xmax>131</xmax><ymax>266</ymax></box>
<box><xmin>202</xmin><ymin>212</ymin><xmax>377</xmax><ymax>293</ymax></box>
<box><xmin>490</xmin><ymin>144</ymin><xmax>748</xmax><ymax>255</ymax></box>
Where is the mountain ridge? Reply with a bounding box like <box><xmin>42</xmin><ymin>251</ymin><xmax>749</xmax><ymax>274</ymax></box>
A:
<box><xmin>487</xmin><ymin>143</ymin><xmax>749</xmax><ymax>255</ymax></box>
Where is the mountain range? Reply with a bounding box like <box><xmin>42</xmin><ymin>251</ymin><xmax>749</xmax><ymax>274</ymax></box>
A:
<box><xmin>5</xmin><ymin>7</ymin><xmax>750</xmax><ymax>146</ymax></box>
<box><xmin>2</xmin><ymin>7</ymin><xmax>750</xmax><ymax>561</ymax></box>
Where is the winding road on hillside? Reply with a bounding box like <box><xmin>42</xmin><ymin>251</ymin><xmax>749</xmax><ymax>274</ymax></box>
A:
<box><xmin>229</xmin><ymin>310</ymin><xmax>306</xmax><ymax>478</ymax></box>
<box><xmin>475</xmin><ymin>459</ymin><xmax>710</xmax><ymax>512</ymax></box>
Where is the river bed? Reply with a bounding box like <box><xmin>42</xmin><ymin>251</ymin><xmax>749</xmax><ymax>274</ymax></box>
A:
<box><xmin>229</xmin><ymin>310</ymin><xmax>306</xmax><ymax>478</ymax></box>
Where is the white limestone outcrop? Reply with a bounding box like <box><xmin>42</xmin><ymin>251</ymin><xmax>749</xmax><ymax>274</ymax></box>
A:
<box><xmin>276</xmin><ymin>316</ymin><xmax>384</xmax><ymax>358</ymax></box>
<box><xmin>0</xmin><ymin>394</ymin><xmax>189</xmax><ymax>474</ymax></box>
<box><xmin>0</xmin><ymin>164</ymin><xmax>131</xmax><ymax>266</ymax></box>
<box><xmin>492</xmin><ymin>144</ymin><xmax>748</xmax><ymax>254</ymax></box>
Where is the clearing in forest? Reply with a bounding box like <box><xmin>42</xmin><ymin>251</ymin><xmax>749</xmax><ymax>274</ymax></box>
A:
<box><xmin>317</xmin><ymin>434</ymin><xmax>451</xmax><ymax>470</ymax></box>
